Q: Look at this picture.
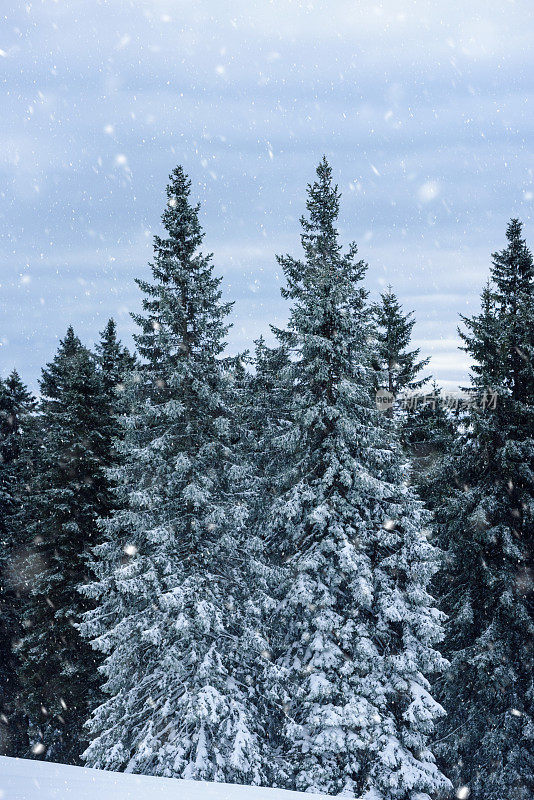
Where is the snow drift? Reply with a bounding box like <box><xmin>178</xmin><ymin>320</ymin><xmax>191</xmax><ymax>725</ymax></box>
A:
<box><xmin>0</xmin><ymin>756</ymin><xmax>333</xmax><ymax>800</ymax></box>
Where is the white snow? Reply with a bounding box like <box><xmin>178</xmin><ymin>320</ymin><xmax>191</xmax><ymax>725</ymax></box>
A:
<box><xmin>0</xmin><ymin>757</ymin><xmax>333</xmax><ymax>800</ymax></box>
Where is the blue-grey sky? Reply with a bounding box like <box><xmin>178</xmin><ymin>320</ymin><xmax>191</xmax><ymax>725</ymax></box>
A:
<box><xmin>1</xmin><ymin>0</ymin><xmax>533</xmax><ymax>392</ymax></box>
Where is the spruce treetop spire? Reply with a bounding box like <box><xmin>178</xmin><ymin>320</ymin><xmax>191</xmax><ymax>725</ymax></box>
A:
<box><xmin>158</xmin><ymin>165</ymin><xmax>204</xmax><ymax>260</ymax></box>
<box><xmin>277</xmin><ymin>157</ymin><xmax>366</xmax><ymax>336</ymax></box>
<box><xmin>39</xmin><ymin>326</ymin><xmax>88</xmax><ymax>402</ymax></box>
<box><xmin>101</xmin><ymin>317</ymin><xmax>117</xmax><ymax>339</ymax></box>
<box><xmin>485</xmin><ymin>217</ymin><xmax>534</xmax><ymax>400</ymax></box>
<box><xmin>3</xmin><ymin>369</ymin><xmax>35</xmax><ymax>411</ymax></box>
<box><xmin>491</xmin><ymin>217</ymin><xmax>534</xmax><ymax>305</ymax></box>
<box><xmin>301</xmin><ymin>155</ymin><xmax>340</xmax><ymax>238</ymax></box>
<box><xmin>133</xmin><ymin>165</ymin><xmax>231</xmax><ymax>365</ymax></box>
<box><xmin>459</xmin><ymin>280</ymin><xmax>501</xmax><ymax>388</ymax></box>
<box><xmin>96</xmin><ymin>318</ymin><xmax>135</xmax><ymax>394</ymax></box>
<box><xmin>62</xmin><ymin>325</ymin><xmax>81</xmax><ymax>353</ymax></box>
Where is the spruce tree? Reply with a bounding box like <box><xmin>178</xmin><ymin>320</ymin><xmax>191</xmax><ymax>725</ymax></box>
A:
<box><xmin>95</xmin><ymin>318</ymin><xmax>136</xmax><ymax>398</ymax></box>
<box><xmin>372</xmin><ymin>287</ymin><xmax>430</xmax><ymax>409</ymax></box>
<box><xmin>433</xmin><ymin>220</ymin><xmax>534</xmax><ymax>800</ymax></box>
<box><xmin>16</xmin><ymin>328</ymin><xmax>113</xmax><ymax>764</ymax></box>
<box><xmin>81</xmin><ymin>166</ymin><xmax>266</xmax><ymax>783</ymax></box>
<box><xmin>262</xmin><ymin>158</ymin><xmax>450</xmax><ymax>798</ymax></box>
<box><xmin>234</xmin><ymin>338</ymin><xmax>295</xmax><ymax>786</ymax></box>
<box><xmin>0</xmin><ymin>371</ymin><xmax>36</xmax><ymax>756</ymax></box>
<box><xmin>459</xmin><ymin>281</ymin><xmax>502</xmax><ymax>387</ymax></box>
<box><xmin>244</xmin><ymin>336</ymin><xmax>292</xmax><ymax>527</ymax></box>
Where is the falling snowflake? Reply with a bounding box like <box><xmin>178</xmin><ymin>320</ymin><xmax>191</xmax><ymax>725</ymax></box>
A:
<box><xmin>456</xmin><ymin>787</ymin><xmax>470</xmax><ymax>799</ymax></box>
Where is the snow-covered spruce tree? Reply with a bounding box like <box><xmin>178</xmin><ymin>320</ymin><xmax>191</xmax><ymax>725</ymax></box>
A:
<box><xmin>80</xmin><ymin>166</ymin><xmax>266</xmax><ymax>783</ymax></box>
<box><xmin>263</xmin><ymin>158</ymin><xmax>450</xmax><ymax>798</ymax></box>
<box><xmin>0</xmin><ymin>371</ymin><xmax>36</xmax><ymax>756</ymax></box>
<box><xmin>372</xmin><ymin>287</ymin><xmax>430</xmax><ymax>408</ymax></box>
<box><xmin>15</xmin><ymin>328</ymin><xmax>114</xmax><ymax>764</ymax></box>
<box><xmin>231</xmin><ymin>337</ymin><xmax>296</xmax><ymax>786</ymax></box>
<box><xmin>433</xmin><ymin>220</ymin><xmax>534</xmax><ymax>800</ymax></box>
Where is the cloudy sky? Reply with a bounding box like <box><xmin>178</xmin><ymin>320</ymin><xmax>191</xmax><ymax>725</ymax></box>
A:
<box><xmin>1</xmin><ymin>0</ymin><xmax>533</xmax><ymax>391</ymax></box>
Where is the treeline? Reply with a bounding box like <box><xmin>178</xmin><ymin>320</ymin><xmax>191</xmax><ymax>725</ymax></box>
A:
<box><xmin>0</xmin><ymin>160</ymin><xmax>532</xmax><ymax>800</ymax></box>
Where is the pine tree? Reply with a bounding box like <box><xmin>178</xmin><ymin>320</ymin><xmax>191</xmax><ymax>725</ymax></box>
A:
<box><xmin>81</xmin><ymin>166</ymin><xmax>266</xmax><ymax>783</ymax></box>
<box><xmin>262</xmin><ymin>158</ymin><xmax>450</xmax><ymax>798</ymax></box>
<box><xmin>372</xmin><ymin>287</ymin><xmax>430</xmax><ymax>410</ymax></box>
<box><xmin>16</xmin><ymin>328</ymin><xmax>113</xmax><ymax>764</ymax></box>
<box><xmin>433</xmin><ymin>220</ymin><xmax>534</xmax><ymax>800</ymax></box>
<box><xmin>0</xmin><ymin>371</ymin><xmax>36</xmax><ymax>756</ymax></box>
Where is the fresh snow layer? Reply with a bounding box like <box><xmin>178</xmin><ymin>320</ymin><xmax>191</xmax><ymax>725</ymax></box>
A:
<box><xmin>0</xmin><ymin>757</ymin><xmax>333</xmax><ymax>800</ymax></box>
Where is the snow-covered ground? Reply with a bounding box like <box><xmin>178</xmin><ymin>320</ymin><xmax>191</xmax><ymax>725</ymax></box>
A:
<box><xmin>0</xmin><ymin>757</ymin><xmax>333</xmax><ymax>800</ymax></box>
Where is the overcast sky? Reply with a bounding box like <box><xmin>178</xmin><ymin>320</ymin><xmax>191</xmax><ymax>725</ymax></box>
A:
<box><xmin>1</xmin><ymin>0</ymin><xmax>533</xmax><ymax>391</ymax></box>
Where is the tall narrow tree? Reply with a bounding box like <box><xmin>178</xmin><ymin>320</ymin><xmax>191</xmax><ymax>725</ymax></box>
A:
<box><xmin>372</xmin><ymin>287</ymin><xmax>430</xmax><ymax>409</ymax></box>
<box><xmin>433</xmin><ymin>220</ymin><xmax>534</xmax><ymax>800</ymax></box>
<box><xmin>0</xmin><ymin>371</ymin><xmax>36</xmax><ymax>756</ymax></box>
<box><xmin>262</xmin><ymin>158</ymin><xmax>450</xmax><ymax>798</ymax></box>
<box><xmin>81</xmin><ymin>167</ymin><xmax>265</xmax><ymax>783</ymax></box>
<box><xmin>95</xmin><ymin>318</ymin><xmax>136</xmax><ymax>398</ymax></box>
<box><xmin>16</xmin><ymin>328</ymin><xmax>113</xmax><ymax>764</ymax></box>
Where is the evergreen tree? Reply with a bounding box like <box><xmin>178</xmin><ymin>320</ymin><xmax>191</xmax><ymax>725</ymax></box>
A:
<box><xmin>262</xmin><ymin>158</ymin><xmax>450</xmax><ymax>798</ymax></box>
<box><xmin>95</xmin><ymin>318</ymin><xmax>136</xmax><ymax>398</ymax></box>
<box><xmin>244</xmin><ymin>336</ymin><xmax>292</xmax><ymax>527</ymax></box>
<box><xmin>16</xmin><ymin>328</ymin><xmax>113</xmax><ymax>764</ymax></box>
<box><xmin>459</xmin><ymin>281</ymin><xmax>502</xmax><ymax>388</ymax></box>
<box><xmin>234</xmin><ymin>338</ymin><xmax>295</xmax><ymax>785</ymax></box>
<box><xmin>372</xmin><ymin>287</ymin><xmax>430</xmax><ymax>409</ymax></box>
<box><xmin>371</xmin><ymin>289</ymin><xmax>449</xmax><ymax>502</ymax></box>
<box><xmin>0</xmin><ymin>371</ymin><xmax>36</xmax><ymax>756</ymax></box>
<box><xmin>433</xmin><ymin>220</ymin><xmax>534</xmax><ymax>800</ymax></box>
<box><xmin>81</xmin><ymin>166</ymin><xmax>266</xmax><ymax>783</ymax></box>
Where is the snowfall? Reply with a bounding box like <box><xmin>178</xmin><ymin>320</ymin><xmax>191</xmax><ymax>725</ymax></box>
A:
<box><xmin>0</xmin><ymin>757</ymin><xmax>335</xmax><ymax>800</ymax></box>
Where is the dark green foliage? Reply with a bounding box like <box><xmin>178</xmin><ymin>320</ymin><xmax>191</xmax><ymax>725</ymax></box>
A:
<box><xmin>459</xmin><ymin>282</ymin><xmax>502</xmax><ymax>388</ymax></box>
<box><xmin>95</xmin><ymin>318</ymin><xmax>136</xmax><ymax>398</ymax></box>
<box><xmin>17</xmin><ymin>328</ymin><xmax>114</xmax><ymax>764</ymax></box>
<box><xmin>0</xmin><ymin>371</ymin><xmax>36</xmax><ymax>756</ymax></box>
<box><xmin>433</xmin><ymin>220</ymin><xmax>534</xmax><ymax>800</ymax></box>
<box><xmin>372</xmin><ymin>286</ymin><xmax>430</xmax><ymax>403</ymax></box>
<box><xmin>371</xmin><ymin>287</ymin><xmax>447</xmax><ymax>493</ymax></box>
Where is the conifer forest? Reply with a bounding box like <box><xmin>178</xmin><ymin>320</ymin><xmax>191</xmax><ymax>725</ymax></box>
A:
<box><xmin>1</xmin><ymin>3</ymin><xmax>533</xmax><ymax>800</ymax></box>
<box><xmin>1</xmin><ymin>160</ymin><xmax>532</xmax><ymax>800</ymax></box>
